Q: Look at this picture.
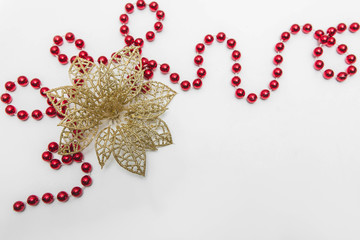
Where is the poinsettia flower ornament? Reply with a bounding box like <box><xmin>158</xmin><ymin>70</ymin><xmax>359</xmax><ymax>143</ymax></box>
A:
<box><xmin>46</xmin><ymin>46</ymin><xmax>176</xmax><ymax>176</ymax></box>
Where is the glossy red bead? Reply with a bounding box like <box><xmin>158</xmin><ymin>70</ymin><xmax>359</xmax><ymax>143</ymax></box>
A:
<box><xmin>42</xmin><ymin>193</ymin><xmax>54</xmax><ymax>204</ymax></box>
<box><xmin>149</xmin><ymin>1</ymin><xmax>158</xmax><ymax>11</ymax></box>
<box><xmin>319</xmin><ymin>35</ymin><xmax>328</xmax><ymax>44</ymax></box>
<box><xmin>231</xmin><ymin>76</ymin><xmax>241</xmax><ymax>86</ymax></box>
<box><xmin>235</xmin><ymin>88</ymin><xmax>245</xmax><ymax>98</ymax></box>
<box><xmin>17</xmin><ymin>76</ymin><xmax>28</xmax><ymax>86</ymax></box>
<box><xmin>275</xmin><ymin>42</ymin><xmax>284</xmax><ymax>52</ymax></box>
<box><xmin>31</xmin><ymin>110</ymin><xmax>43</xmax><ymax>120</ymax></box>
<box><xmin>86</xmin><ymin>56</ymin><xmax>94</xmax><ymax>62</ymax></box>
<box><xmin>156</xmin><ymin>10</ymin><xmax>165</xmax><ymax>20</ymax></box>
<box><xmin>313</xmin><ymin>47</ymin><xmax>323</xmax><ymax>57</ymax></box>
<box><xmin>27</xmin><ymin>195</ymin><xmax>39</xmax><ymax>206</ymax></box>
<box><xmin>281</xmin><ymin>32</ymin><xmax>291</xmax><ymax>42</ymax></box>
<box><xmin>81</xmin><ymin>175</ymin><xmax>92</xmax><ymax>187</ymax></box>
<box><xmin>57</xmin><ymin>191</ymin><xmax>69</xmax><ymax>202</ymax></box>
<box><xmin>196</xmin><ymin>43</ymin><xmax>205</xmax><ymax>53</ymax></box>
<box><xmin>1</xmin><ymin>93</ymin><xmax>12</xmax><ymax>104</ymax></box>
<box><xmin>314</xmin><ymin>30</ymin><xmax>324</xmax><ymax>40</ymax></box>
<box><xmin>73</xmin><ymin>152</ymin><xmax>84</xmax><ymax>162</ymax></box>
<box><xmin>148</xmin><ymin>60</ymin><xmax>157</xmax><ymax>70</ymax></box>
<box><xmin>5</xmin><ymin>105</ymin><xmax>16</xmax><ymax>115</ymax></box>
<box><xmin>180</xmin><ymin>81</ymin><xmax>191</xmax><ymax>91</ymax></box>
<box><xmin>273</xmin><ymin>55</ymin><xmax>283</xmax><ymax>65</ymax></box>
<box><xmin>346</xmin><ymin>54</ymin><xmax>356</xmax><ymax>64</ymax></box>
<box><xmin>273</xmin><ymin>68</ymin><xmax>282</xmax><ymax>78</ymax></box>
<box><xmin>119</xmin><ymin>14</ymin><xmax>129</xmax><ymax>24</ymax></box>
<box><xmin>97</xmin><ymin>56</ymin><xmax>108</xmax><ymax>65</ymax></box>
<box><xmin>50</xmin><ymin>46</ymin><xmax>60</xmax><ymax>55</ymax></box>
<box><xmin>204</xmin><ymin>34</ymin><xmax>214</xmax><ymax>45</ymax></box>
<box><xmin>13</xmin><ymin>201</ymin><xmax>25</xmax><ymax>212</ymax></box>
<box><xmin>141</xmin><ymin>57</ymin><xmax>148</xmax><ymax>67</ymax></box>
<box><xmin>120</xmin><ymin>25</ymin><xmax>129</xmax><ymax>35</ymax></box>
<box><xmin>154</xmin><ymin>22</ymin><xmax>163</xmax><ymax>32</ymax></box>
<box><xmin>337</xmin><ymin>23</ymin><xmax>347</xmax><ymax>33</ymax></box>
<box><xmin>144</xmin><ymin>69</ymin><xmax>154</xmax><ymax>79</ymax></box>
<box><xmin>125</xmin><ymin>3</ymin><xmax>135</xmax><ymax>13</ymax></box>
<box><xmin>42</xmin><ymin>151</ymin><xmax>53</xmax><ymax>162</ymax></box>
<box><xmin>231</xmin><ymin>50</ymin><xmax>241</xmax><ymax>60</ymax></box>
<box><xmin>70</xmin><ymin>56</ymin><xmax>77</xmax><ymax>63</ymax></box>
<box><xmin>170</xmin><ymin>73</ymin><xmax>180</xmax><ymax>83</ymax></box>
<box><xmin>48</xmin><ymin>142</ymin><xmax>59</xmax><ymax>153</ymax></box>
<box><xmin>124</xmin><ymin>35</ymin><xmax>134</xmax><ymax>46</ymax></box>
<box><xmin>194</xmin><ymin>55</ymin><xmax>203</xmax><ymax>65</ymax></box>
<box><xmin>349</xmin><ymin>22</ymin><xmax>360</xmax><ymax>33</ymax></box>
<box><xmin>336</xmin><ymin>72</ymin><xmax>348</xmax><ymax>82</ymax></box>
<box><xmin>40</xmin><ymin>87</ymin><xmax>49</xmax><ymax>97</ymax></box>
<box><xmin>78</xmin><ymin>50</ymin><xmax>88</xmax><ymax>59</ymax></box>
<box><xmin>192</xmin><ymin>79</ymin><xmax>202</xmax><ymax>89</ymax></box>
<box><xmin>50</xmin><ymin>159</ymin><xmax>61</xmax><ymax>170</ymax></box>
<box><xmin>226</xmin><ymin>39</ymin><xmax>236</xmax><ymax>49</ymax></box>
<box><xmin>53</xmin><ymin>35</ymin><xmax>63</xmax><ymax>46</ymax></box>
<box><xmin>61</xmin><ymin>155</ymin><xmax>73</xmax><ymax>164</ymax></box>
<box><xmin>347</xmin><ymin>65</ymin><xmax>357</xmax><ymax>75</ymax></box>
<box><xmin>269</xmin><ymin>80</ymin><xmax>279</xmax><ymax>90</ymax></box>
<box><xmin>160</xmin><ymin>63</ymin><xmax>170</xmax><ymax>73</ymax></box>
<box><xmin>65</xmin><ymin>32</ymin><xmax>75</xmax><ymax>43</ymax></box>
<box><xmin>197</xmin><ymin>68</ymin><xmax>206</xmax><ymax>78</ymax></box>
<box><xmin>136</xmin><ymin>0</ymin><xmax>146</xmax><ymax>9</ymax></box>
<box><xmin>290</xmin><ymin>24</ymin><xmax>300</xmax><ymax>34</ymax></box>
<box><xmin>260</xmin><ymin>89</ymin><xmax>270</xmax><ymax>100</ymax></box>
<box><xmin>314</xmin><ymin>60</ymin><xmax>324</xmax><ymax>70</ymax></box>
<box><xmin>327</xmin><ymin>27</ymin><xmax>337</xmax><ymax>37</ymax></box>
<box><xmin>232</xmin><ymin>63</ymin><xmax>241</xmax><ymax>73</ymax></box>
<box><xmin>247</xmin><ymin>93</ymin><xmax>258</xmax><ymax>103</ymax></box>
<box><xmin>30</xmin><ymin>78</ymin><xmax>41</xmax><ymax>89</ymax></box>
<box><xmin>17</xmin><ymin>110</ymin><xmax>29</xmax><ymax>121</ymax></box>
<box><xmin>81</xmin><ymin>162</ymin><xmax>92</xmax><ymax>173</ymax></box>
<box><xmin>146</xmin><ymin>31</ymin><xmax>155</xmax><ymax>41</ymax></box>
<box><xmin>75</xmin><ymin>39</ymin><xmax>85</xmax><ymax>49</ymax></box>
<box><xmin>302</xmin><ymin>24</ymin><xmax>313</xmax><ymax>33</ymax></box>
<box><xmin>5</xmin><ymin>81</ymin><xmax>16</xmax><ymax>92</ymax></box>
<box><xmin>337</xmin><ymin>44</ymin><xmax>348</xmax><ymax>54</ymax></box>
<box><xmin>58</xmin><ymin>54</ymin><xmax>68</xmax><ymax>64</ymax></box>
<box><xmin>45</xmin><ymin>106</ymin><xmax>56</xmax><ymax>117</ymax></box>
<box><xmin>326</xmin><ymin>37</ymin><xmax>336</xmax><ymax>47</ymax></box>
<box><xmin>323</xmin><ymin>69</ymin><xmax>334</xmax><ymax>79</ymax></box>
<box><xmin>70</xmin><ymin>187</ymin><xmax>83</xmax><ymax>198</ymax></box>
<box><xmin>216</xmin><ymin>32</ymin><xmax>226</xmax><ymax>42</ymax></box>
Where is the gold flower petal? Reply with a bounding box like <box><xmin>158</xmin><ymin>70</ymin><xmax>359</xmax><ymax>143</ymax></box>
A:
<box><xmin>132</xmin><ymin>118</ymin><xmax>173</xmax><ymax>147</ymax></box>
<box><xmin>58</xmin><ymin>108</ymin><xmax>99</xmax><ymax>130</ymax></box>
<box><xmin>95</xmin><ymin>126</ymin><xmax>117</xmax><ymax>168</ymax></box>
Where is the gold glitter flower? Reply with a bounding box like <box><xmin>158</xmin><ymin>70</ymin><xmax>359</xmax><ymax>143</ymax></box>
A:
<box><xmin>46</xmin><ymin>46</ymin><xmax>176</xmax><ymax>176</ymax></box>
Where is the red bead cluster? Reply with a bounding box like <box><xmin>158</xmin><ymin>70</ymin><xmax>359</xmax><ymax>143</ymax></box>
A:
<box><xmin>120</xmin><ymin>1</ymin><xmax>164</xmax><ymax>48</ymax></box>
<box><xmin>13</xmin><ymin>142</ymin><xmax>92</xmax><ymax>212</ymax></box>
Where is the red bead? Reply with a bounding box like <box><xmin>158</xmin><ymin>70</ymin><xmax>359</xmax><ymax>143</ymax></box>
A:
<box><xmin>48</xmin><ymin>142</ymin><xmax>59</xmax><ymax>153</ymax></box>
<box><xmin>70</xmin><ymin>56</ymin><xmax>77</xmax><ymax>63</ymax></box>
<box><xmin>13</xmin><ymin>201</ymin><xmax>25</xmax><ymax>212</ymax></box>
<box><xmin>86</xmin><ymin>56</ymin><xmax>94</xmax><ymax>62</ymax></box>
<box><xmin>180</xmin><ymin>81</ymin><xmax>191</xmax><ymax>91</ymax></box>
<box><xmin>346</xmin><ymin>54</ymin><xmax>356</xmax><ymax>64</ymax></box>
<box><xmin>273</xmin><ymin>55</ymin><xmax>283</xmax><ymax>65</ymax></box>
<box><xmin>235</xmin><ymin>88</ymin><xmax>245</xmax><ymax>98</ymax></box>
<box><xmin>61</xmin><ymin>155</ymin><xmax>73</xmax><ymax>164</ymax></box>
<box><xmin>53</xmin><ymin>35</ymin><xmax>63</xmax><ymax>46</ymax></box>
<box><xmin>1</xmin><ymin>93</ymin><xmax>12</xmax><ymax>104</ymax></box>
<box><xmin>281</xmin><ymin>32</ymin><xmax>291</xmax><ymax>42</ymax></box>
<box><xmin>194</xmin><ymin>55</ymin><xmax>203</xmax><ymax>65</ymax></box>
<box><xmin>349</xmin><ymin>22</ymin><xmax>360</xmax><ymax>33</ymax></box>
<box><xmin>319</xmin><ymin>35</ymin><xmax>328</xmax><ymax>44</ymax></box>
<box><xmin>31</xmin><ymin>110</ymin><xmax>43</xmax><ymax>120</ymax></box>
<box><xmin>302</xmin><ymin>24</ymin><xmax>313</xmax><ymax>33</ymax></box>
<box><xmin>27</xmin><ymin>195</ymin><xmax>39</xmax><ymax>206</ymax></box>
<box><xmin>141</xmin><ymin>57</ymin><xmax>148</xmax><ymax>67</ymax></box>
<box><xmin>42</xmin><ymin>151</ymin><xmax>53</xmax><ymax>162</ymax></box>
<box><xmin>30</xmin><ymin>78</ymin><xmax>41</xmax><ymax>89</ymax></box>
<box><xmin>327</xmin><ymin>27</ymin><xmax>337</xmax><ymax>37</ymax></box>
<box><xmin>73</xmin><ymin>152</ymin><xmax>84</xmax><ymax>162</ymax></box>
<box><xmin>323</xmin><ymin>69</ymin><xmax>334</xmax><ymax>79</ymax></box>
<box><xmin>196</xmin><ymin>43</ymin><xmax>205</xmax><ymax>53</ymax></box>
<box><xmin>170</xmin><ymin>73</ymin><xmax>180</xmax><ymax>83</ymax></box>
<box><xmin>314</xmin><ymin>60</ymin><xmax>324</xmax><ymax>70</ymax></box>
<box><xmin>216</xmin><ymin>32</ymin><xmax>226</xmax><ymax>42</ymax></box>
<box><xmin>144</xmin><ymin>69</ymin><xmax>154</xmax><ymax>79</ymax></box>
<box><xmin>71</xmin><ymin>186</ymin><xmax>83</xmax><ymax>197</ymax></box>
<box><xmin>156</xmin><ymin>10</ymin><xmax>165</xmax><ymax>20</ymax></box>
<box><xmin>290</xmin><ymin>24</ymin><xmax>300</xmax><ymax>34</ymax></box>
<box><xmin>125</xmin><ymin>3</ymin><xmax>135</xmax><ymax>13</ymax></box>
<box><xmin>231</xmin><ymin>76</ymin><xmax>241</xmax><ymax>86</ymax></box>
<box><xmin>193</xmin><ymin>79</ymin><xmax>202</xmax><ymax>89</ymax></box>
<box><xmin>45</xmin><ymin>106</ymin><xmax>56</xmax><ymax>117</ymax></box>
<box><xmin>136</xmin><ymin>0</ymin><xmax>146</xmax><ymax>10</ymax></box>
<box><xmin>50</xmin><ymin>46</ymin><xmax>60</xmax><ymax>56</ymax></box>
<box><xmin>337</xmin><ymin>44</ymin><xmax>348</xmax><ymax>54</ymax></box>
<box><xmin>197</xmin><ymin>68</ymin><xmax>206</xmax><ymax>78</ymax></box>
<box><xmin>232</xmin><ymin>63</ymin><xmax>241</xmax><ymax>73</ymax></box>
<box><xmin>226</xmin><ymin>39</ymin><xmax>236</xmax><ymax>49</ymax></box>
<box><xmin>120</xmin><ymin>25</ymin><xmax>129</xmax><ymax>35</ymax></box>
<box><xmin>347</xmin><ymin>65</ymin><xmax>357</xmax><ymax>75</ymax></box>
<box><xmin>50</xmin><ymin>159</ymin><xmax>61</xmax><ymax>170</ymax></box>
<box><xmin>313</xmin><ymin>47</ymin><xmax>323</xmax><ymax>57</ymax></box>
<box><xmin>314</xmin><ymin>30</ymin><xmax>324</xmax><ymax>40</ymax></box>
<box><xmin>42</xmin><ymin>193</ymin><xmax>54</xmax><ymax>204</ymax></box>
<box><xmin>336</xmin><ymin>72</ymin><xmax>348</xmax><ymax>82</ymax></box>
<box><xmin>40</xmin><ymin>87</ymin><xmax>49</xmax><ymax>97</ymax></box>
<box><xmin>260</xmin><ymin>89</ymin><xmax>270</xmax><ymax>100</ymax></box>
<box><xmin>75</xmin><ymin>39</ymin><xmax>85</xmax><ymax>49</ymax></box>
<box><xmin>148</xmin><ymin>60</ymin><xmax>157</xmax><ymax>69</ymax></box>
<box><xmin>269</xmin><ymin>80</ymin><xmax>279</xmax><ymax>90</ymax></box>
<box><xmin>160</xmin><ymin>63</ymin><xmax>170</xmax><ymax>73</ymax></box>
<box><xmin>154</xmin><ymin>22</ymin><xmax>163</xmax><ymax>32</ymax></box>
<box><xmin>149</xmin><ymin>1</ymin><xmax>158</xmax><ymax>11</ymax></box>
<box><xmin>17</xmin><ymin>110</ymin><xmax>29</xmax><ymax>121</ymax></box>
<box><xmin>124</xmin><ymin>35</ymin><xmax>134</xmax><ymax>46</ymax></box>
<box><xmin>273</xmin><ymin>68</ymin><xmax>282</xmax><ymax>78</ymax></box>
<box><xmin>231</xmin><ymin>50</ymin><xmax>241</xmax><ymax>60</ymax></box>
<box><xmin>326</xmin><ymin>37</ymin><xmax>336</xmax><ymax>47</ymax></box>
<box><xmin>146</xmin><ymin>31</ymin><xmax>155</xmax><ymax>41</ymax></box>
<box><xmin>5</xmin><ymin>81</ymin><xmax>16</xmax><ymax>92</ymax></box>
<box><xmin>57</xmin><ymin>191</ymin><xmax>69</xmax><ymax>202</ymax></box>
<box><xmin>81</xmin><ymin>162</ymin><xmax>92</xmax><ymax>173</ymax></box>
<box><xmin>119</xmin><ymin>14</ymin><xmax>129</xmax><ymax>24</ymax></box>
<box><xmin>204</xmin><ymin>34</ymin><xmax>214</xmax><ymax>45</ymax></box>
<box><xmin>78</xmin><ymin>50</ymin><xmax>88</xmax><ymax>59</ymax></box>
<box><xmin>58</xmin><ymin>54</ymin><xmax>68</xmax><ymax>64</ymax></box>
<box><xmin>5</xmin><ymin>105</ymin><xmax>16</xmax><ymax>115</ymax></box>
<box><xmin>337</xmin><ymin>23</ymin><xmax>347</xmax><ymax>33</ymax></box>
<box><xmin>81</xmin><ymin>175</ymin><xmax>92</xmax><ymax>187</ymax></box>
<box><xmin>65</xmin><ymin>32</ymin><xmax>75</xmax><ymax>43</ymax></box>
<box><xmin>275</xmin><ymin>42</ymin><xmax>285</xmax><ymax>52</ymax></box>
<box><xmin>97</xmin><ymin>56</ymin><xmax>108</xmax><ymax>65</ymax></box>
<box><xmin>247</xmin><ymin>93</ymin><xmax>258</xmax><ymax>103</ymax></box>
<box><xmin>17</xmin><ymin>76</ymin><xmax>28</xmax><ymax>86</ymax></box>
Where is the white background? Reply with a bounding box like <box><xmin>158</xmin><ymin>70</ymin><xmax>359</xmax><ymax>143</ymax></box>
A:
<box><xmin>1</xmin><ymin>0</ymin><xmax>360</xmax><ymax>239</ymax></box>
